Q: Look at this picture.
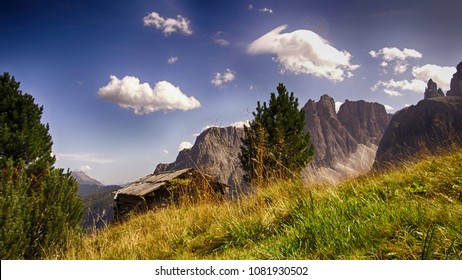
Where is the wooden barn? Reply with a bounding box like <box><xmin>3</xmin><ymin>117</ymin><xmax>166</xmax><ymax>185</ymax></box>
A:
<box><xmin>114</xmin><ymin>168</ymin><xmax>230</xmax><ymax>219</ymax></box>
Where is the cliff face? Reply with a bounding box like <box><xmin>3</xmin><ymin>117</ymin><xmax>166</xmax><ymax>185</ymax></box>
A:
<box><xmin>154</xmin><ymin>126</ymin><xmax>245</xmax><ymax>189</ymax></box>
<box><xmin>302</xmin><ymin>95</ymin><xmax>358</xmax><ymax>167</ymax></box>
<box><xmin>374</xmin><ymin>96</ymin><xmax>462</xmax><ymax>169</ymax></box>
<box><xmin>337</xmin><ymin>99</ymin><xmax>390</xmax><ymax>145</ymax></box>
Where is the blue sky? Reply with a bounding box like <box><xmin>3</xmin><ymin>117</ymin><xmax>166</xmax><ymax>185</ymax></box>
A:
<box><xmin>1</xmin><ymin>0</ymin><xmax>461</xmax><ymax>184</ymax></box>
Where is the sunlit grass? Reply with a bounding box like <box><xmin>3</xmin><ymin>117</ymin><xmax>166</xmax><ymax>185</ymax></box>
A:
<box><xmin>61</xmin><ymin>149</ymin><xmax>462</xmax><ymax>260</ymax></box>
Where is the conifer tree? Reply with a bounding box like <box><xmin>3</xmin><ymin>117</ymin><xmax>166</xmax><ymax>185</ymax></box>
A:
<box><xmin>0</xmin><ymin>73</ymin><xmax>53</xmax><ymax>166</ymax></box>
<box><xmin>240</xmin><ymin>83</ymin><xmax>314</xmax><ymax>186</ymax></box>
<box><xmin>0</xmin><ymin>72</ymin><xmax>83</xmax><ymax>259</ymax></box>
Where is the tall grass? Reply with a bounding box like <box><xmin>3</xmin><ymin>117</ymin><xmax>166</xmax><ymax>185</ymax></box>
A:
<box><xmin>60</xmin><ymin>149</ymin><xmax>462</xmax><ymax>260</ymax></box>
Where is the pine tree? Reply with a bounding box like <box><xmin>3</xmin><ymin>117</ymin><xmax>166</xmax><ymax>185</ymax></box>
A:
<box><xmin>239</xmin><ymin>83</ymin><xmax>314</xmax><ymax>186</ymax></box>
<box><xmin>0</xmin><ymin>73</ymin><xmax>53</xmax><ymax>166</ymax></box>
<box><xmin>0</xmin><ymin>72</ymin><xmax>83</xmax><ymax>259</ymax></box>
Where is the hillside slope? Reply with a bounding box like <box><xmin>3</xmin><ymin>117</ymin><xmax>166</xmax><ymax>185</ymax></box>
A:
<box><xmin>62</xmin><ymin>149</ymin><xmax>462</xmax><ymax>260</ymax></box>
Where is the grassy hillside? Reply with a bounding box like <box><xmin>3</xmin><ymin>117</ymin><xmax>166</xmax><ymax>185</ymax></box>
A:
<box><xmin>61</xmin><ymin>150</ymin><xmax>462</xmax><ymax>260</ymax></box>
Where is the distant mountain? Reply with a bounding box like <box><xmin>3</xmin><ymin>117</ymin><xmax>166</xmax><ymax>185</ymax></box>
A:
<box><xmin>70</xmin><ymin>170</ymin><xmax>120</xmax><ymax>229</ymax></box>
<box><xmin>154</xmin><ymin>95</ymin><xmax>391</xmax><ymax>187</ymax></box>
<box><xmin>72</xmin><ymin>170</ymin><xmax>102</xmax><ymax>187</ymax></box>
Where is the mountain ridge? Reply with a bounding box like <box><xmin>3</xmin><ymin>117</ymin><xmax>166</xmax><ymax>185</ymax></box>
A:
<box><xmin>154</xmin><ymin>95</ymin><xmax>391</xmax><ymax>186</ymax></box>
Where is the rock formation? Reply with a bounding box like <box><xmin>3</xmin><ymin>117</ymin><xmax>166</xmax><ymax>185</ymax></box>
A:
<box><xmin>424</xmin><ymin>79</ymin><xmax>445</xmax><ymax>99</ymax></box>
<box><xmin>374</xmin><ymin>96</ymin><xmax>462</xmax><ymax>169</ymax></box>
<box><xmin>447</xmin><ymin>62</ymin><xmax>462</xmax><ymax>97</ymax></box>
<box><xmin>302</xmin><ymin>95</ymin><xmax>358</xmax><ymax>166</ymax></box>
<box><xmin>337</xmin><ymin>99</ymin><xmax>390</xmax><ymax>145</ymax></box>
<box><xmin>154</xmin><ymin>126</ymin><xmax>245</xmax><ymax>191</ymax></box>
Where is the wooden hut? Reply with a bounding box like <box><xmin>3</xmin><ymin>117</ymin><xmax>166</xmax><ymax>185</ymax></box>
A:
<box><xmin>114</xmin><ymin>168</ymin><xmax>230</xmax><ymax>219</ymax></box>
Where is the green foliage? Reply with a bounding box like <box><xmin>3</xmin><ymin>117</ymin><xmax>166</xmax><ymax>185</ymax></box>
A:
<box><xmin>0</xmin><ymin>72</ymin><xmax>53</xmax><ymax>166</ymax></box>
<box><xmin>0</xmin><ymin>73</ymin><xmax>83</xmax><ymax>259</ymax></box>
<box><xmin>240</xmin><ymin>83</ymin><xmax>314</xmax><ymax>186</ymax></box>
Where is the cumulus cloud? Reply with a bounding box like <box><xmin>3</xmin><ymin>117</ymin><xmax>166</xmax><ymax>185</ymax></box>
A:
<box><xmin>369</xmin><ymin>47</ymin><xmax>422</xmax><ymax>74</ymax></box>
<box><xmin>412</xmin><ymin>64</ymin><xmax>455</xmax><ymax>91</ymax></box>
<box><xmin>178</xmin><ymin>141</ymin><xmax>193</xmax><ymax>151</ymax></box>
<box><xmin>143</xmin><ymin>11</ymin><xmax>192</xmax><ymax>36</ymax></box>
<box><xmin>98</xmin><ymin>75</ymin><xmax>201</xmax><ymax>115</ymax></box>
<box><xmin>167</xmin><ymin>56</ymin><xmax>178</xmax><ymax>64</ymax></box>
<box><xmin>372</xmin><ymin>63</ymin><xmax>455</xmax><ymax>96</ymax></box>
<box><xmin>247</xmin><ymin>25</ymin><xmax>359</xmax><ymax>82</ymax></box>
<box><xmin>371</xmin><ymin>79</ymin><xmax>426</xmax><ymax>96</ymax></box>
<box><xmin>211</xmin><ymin>69</ymin><xmax>236</xmax><ymax>87</ymax></box>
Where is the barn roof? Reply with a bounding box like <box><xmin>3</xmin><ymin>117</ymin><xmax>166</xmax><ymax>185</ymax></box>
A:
<box><xmin>115</xmin><ymin>168</ymin><xmax>193</xmax><ymax>197</ymax></box>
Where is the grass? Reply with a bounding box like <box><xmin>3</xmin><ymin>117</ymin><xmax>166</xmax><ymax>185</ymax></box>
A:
<box><xmin>59</xmin><ymin>149</ymin><xmax>462</xmax><ymax>260</ymax></box>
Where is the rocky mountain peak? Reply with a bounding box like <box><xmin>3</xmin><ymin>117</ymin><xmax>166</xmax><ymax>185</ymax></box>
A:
<box><xmin>337</xmin><ymin>99</ymin><xmax>390</xmax><ymax>145</ymax></box>
<box><xmin>71</xmin><ymin>170</ymin><xmax>103</xmax><ymax>187</ymax></box>
<box><xmin>302</xmin><ymin>95</ymin><xmax>358</xmax><ymax>167</ymax></box>
<box><xmin>154</xmin><ymin>125</ymin><xmax>245</xmax><ymax>190</ymax></box>
<box><xmin>424</xmin><ymin>79</ymin><xmax>444</xmax><ymax>99</ymax></box>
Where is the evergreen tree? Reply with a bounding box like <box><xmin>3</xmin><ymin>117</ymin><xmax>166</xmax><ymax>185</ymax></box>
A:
<box><xmin>0</xmin><ymin>73</ymin><xmax>53</xmax><ymax>166</ymax></box>
<box><xmin>0</xmin><ymin>73</ymin><xmax>83</xmax><ymax>259</ymax></box>
<box><xmin>240</xmin><ymin>83</ymin><xmax>314</xmax><ymax>186</ymax></box>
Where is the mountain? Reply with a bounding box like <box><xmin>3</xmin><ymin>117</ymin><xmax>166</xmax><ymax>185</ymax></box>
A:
<box><xmin>71</xmin><ymin>170</ymin><xmax>120</xmax><ymax>229</ymax></box>
<box><xmin>72</xmin><ymin>170</ymin><xmax>103</xmax><ymax>188</ymax></box>
<box><xmin>154</xmin><ymin>95</ymin><xmax>391</xmax><ymax>187</ymax></box>
<box><xmin>374</xmin><ymin>95</ymin><xmax>462</xmax><ymax>169</ymax></box>
<box><xmin>300</xmin><ymin>95</ymin><xmax>390</xmax><ymax>184</ymax></box>
<box><xmin>337</xmin><ymin>99</ymin><xmax>390</xmax><ymax>145</ymax></box>
<box><xmin>302</xmin><ymin>94</ymin><xmax>359</xmax><ymax>167</ymax></box>
<box><xmin>155</xmin><ymin>125</ymin><xmax>246</xmax><ymax>192</ymax></box>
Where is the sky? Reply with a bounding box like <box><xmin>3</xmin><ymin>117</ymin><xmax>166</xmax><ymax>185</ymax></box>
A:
<box><xmin>1</xmin><ymin>0</ymin><xmax>461</xmax><ymax>185</ymax></box>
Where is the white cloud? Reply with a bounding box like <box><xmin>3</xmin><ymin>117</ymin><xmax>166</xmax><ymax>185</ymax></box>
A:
<box><xmin>247</xmin><ymin>25</ymin><xmax>359</xmax><ymax>82</ymax></box>
<box><xmin>229</xmin><ymin>120</ymin><xmax>250</xmax><ymax>128</ymax></box>
<box><xmin>212</xmin><ymin>32</ymin><xmax>229</xmax><ymax>47</ymax></box>
<box><xmin>98</xmin><ymin>75</ymin><xmax>201</xmax><ymax>115</ymax></box>
<box><xmin>143</xmin><ymin>11</ymin><xmax>192</xmax><ymax>36</ymax></box>
<box><xmin>178</xmin><ymin>141</ymin><xmax>193</xmax><ymax>151</ymax></box>
<box><xmin>384</xmin><ymin>105</ymin><xmax>394</xmax><ymax>112</ymax></box>
<box><xmin>56</xmin><ymin>153</ymin><xmax>114</xmax><ymax>164</ymax></box>
<box><xmin>412</xmin><ymin>64</ymin><xmax>455</xmax><ymax>91</ymax></box>
<box><xmin>371</xmin><ymin>79</ymin><xmax>426</xmax><ymax>96</ymax></box>
<box><xmin>369</xmin><ymin>47</ymin><xmax>422</xmax><ymax>74</ymax></box>
<box><xmin>167</xmin><ymin>56</ymin><xmax>178</xmax><ymax>64</ymax></box>
<box><xmin>335</xmin><ymin>101</ymin><xmax>343</xmax><ymax>113</ymax></box>
<box><xmin>383</xmin><ymin>89</ymin><xmax>403</xmax><ymax>97</ymax></box>
<box><xmin>371</xmin><ymin>47</ymin><xmax>422</xmax><ymax>61</ymax></box>
<box><xmin>372</xmin><ymin>63</ymin><xmax>456</xmax><ymax>96</ymax></box>
<box><xmin>78</xmin><ymin>165</ymin><xmax>92</xmax><ymax>172</ymax></box>
<box><xmin>259</xmin><ymin>8</ymin><xmax>273</xmax><ymax>14</ymax></box>
<box><xmin>214</xmin><ymin>38</ymin><xmax>230</xmax><ymax>46</ymax></box>
<box><xmin>162</xmin><ymin>149</ymin><xmax>169</xmax><ymax>154</ymax></box>
<box><xmin>211</xmin><ymin>69</ymin><xmax>236</xmax><ymax>87</ymax></box>
<box><xmin>248</xmin><ymin>4</ymin><xmax>253</xmax><ymax>10</ymax></box>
